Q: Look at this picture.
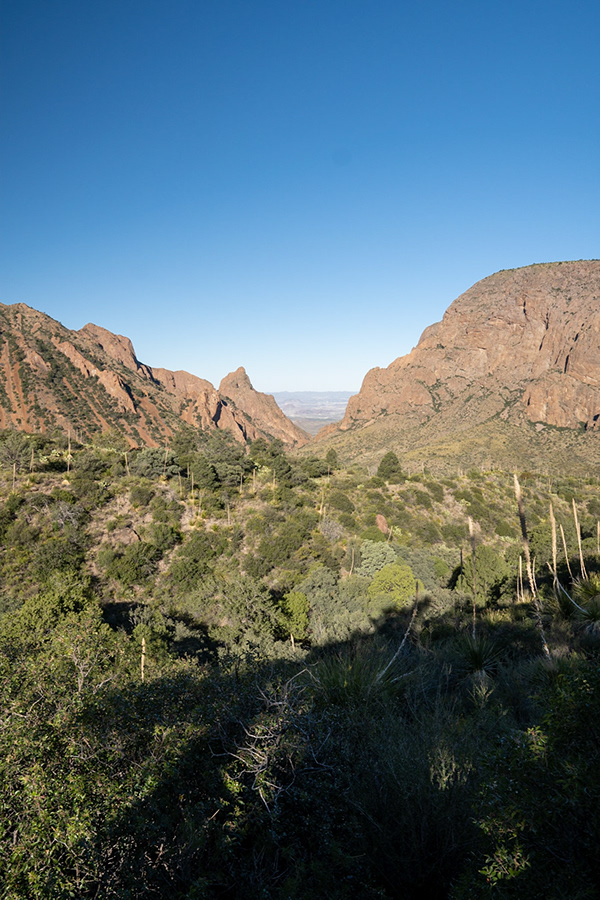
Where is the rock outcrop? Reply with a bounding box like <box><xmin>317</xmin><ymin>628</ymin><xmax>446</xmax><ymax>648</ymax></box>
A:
<box><xmin>219</xmin><ymin>368</ymin><xmax>309</xmax><ymax>446</ymax></box>
<box><xmin>78</xmin><ymin>323</ymin><xmax>155</xmax><ymax>381</ymax></box>
<box><xmin>0</xmin><ymin>302</ymin><xmax>308</xmax><ymax>448</ymax></box>
<box><xmin>334</xmin><ymin>261</ymin><xmax>600</xmax><ymax>435</ymax></box>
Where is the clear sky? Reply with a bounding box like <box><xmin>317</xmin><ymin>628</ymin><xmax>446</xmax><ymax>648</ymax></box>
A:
<box><xmin>1</xmin><ymin>1</ymin><xmax>599</xmax><ymax>392</ymax></box>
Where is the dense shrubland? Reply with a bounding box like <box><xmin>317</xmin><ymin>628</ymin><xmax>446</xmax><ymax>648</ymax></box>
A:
<box><xmin>0</xmin><ymin>428</ymin><xmax>599</xmax><ymax>898</ymax></box>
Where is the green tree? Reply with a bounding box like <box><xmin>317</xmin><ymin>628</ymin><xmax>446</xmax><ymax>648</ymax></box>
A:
<box><xmin>377</xmin><ymin>451</ymin><xmax>405</xmax><ymax>483</ymax></box>
<box><xmin>190</xmin><ymin>455</ymin><xmax>220</xmax><ymax>490</ymax></box>
<box><xmin>171</xmin><ymin>424</ymin><xmax>200</xmax><ymax>469</ymax></box>
<box><xmin>249</xmin><ymin>438</ymin><xmax>293</xmax><ymax>486</ymax></box>
<box><xmin>453</xmin><ymin>545</ymin><xmax>509</xmax><ymax>604</ymax></box>
<box><xmin>280</xmin><ymin>590</ymin><xmax>309</xmax><ymax>641</ymax></box>
<box><xmin>214</xmin><ymin>576</ymin><xmax>280</xmax><ymax>650</ymax></box>
<box><xmin>368</xmin><ymin>562</ymin><xmax>417</xmax><ymax>610</ymax></box>
<box><xmin>326</xmin><ymin>448</ymin><xmax>339</xmax><ymax>470</ymax></box>
<box><xmin>300</xmin><ymin>456</ymin><xmax>331</xmax><ymax>478</ymax></box>
<box><xmin>358</xmin><ymin>540</ymin><xmax>397</xmax><ymax>577</ymax></box>
<box><xmin>0</xmin><ymin>432</ymin><xmax>30</xmax><ymax>472</ymax></box>
<box><xmin>329</xmin><ymin>490</ymin><xmax>355</xmax><ymax>513</ymax></box>
<box><xmin>129</xmin><ymin>447</ymin><xmax>179</xmax><ymax>479</ymax></box>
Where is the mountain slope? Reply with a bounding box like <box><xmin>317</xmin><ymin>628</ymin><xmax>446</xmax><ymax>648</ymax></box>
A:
<box><xmin>315</xmin><ymin>261</ymin><xmax>600</xmax><ymax>471</ymax></box>
<box><xmin>0</xmin><ymin>303</ymin><xmax>308</xmax><ymax>448</ymax></box>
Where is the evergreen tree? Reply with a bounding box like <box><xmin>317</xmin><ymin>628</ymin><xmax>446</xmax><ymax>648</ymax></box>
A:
<box><xmin>377</xmin><ymin>450</ymin><xmax>405</xmax><ymax>483</ymax></box>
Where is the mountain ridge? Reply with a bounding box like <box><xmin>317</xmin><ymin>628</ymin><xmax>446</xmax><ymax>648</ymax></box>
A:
<box><xmin>0</xmin><ymin>302</ymin><xmax>308</xmax><ymax>448</ymax></box>
<box><xmin>5</xmin><ymin>260</ymin><xmax>600</xmax><ymax>470</ymax></box>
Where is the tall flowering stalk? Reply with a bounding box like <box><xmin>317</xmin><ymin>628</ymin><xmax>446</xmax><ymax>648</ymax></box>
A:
<box><xmin>514</xmin><ymin>475</ymin><xmax>550</xmax><ymax>659</ymax></box>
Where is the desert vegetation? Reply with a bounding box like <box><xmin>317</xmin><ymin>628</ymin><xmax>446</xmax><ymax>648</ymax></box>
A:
<box><xmin>0</xmin><ymin>427</ymin><xmax>599</xmax><ymax>898</ymax></box>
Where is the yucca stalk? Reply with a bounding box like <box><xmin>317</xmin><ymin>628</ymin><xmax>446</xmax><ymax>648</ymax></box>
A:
<box><xmin>572</xmin><ymin>498</ymin><xmax>588</xmax><ymax>579</ymax></box>
<box><xmin>469</xmin><ymin>516</ymin><xmax>477</xmax><ymax>639</ymax></box>
<box><xmin>518</xmin><ymin>554</ymin><xmax>524</xmax><ymax>603</ymax></box>
<box><xmin>559</xmin><ymin>523</ymin><xmax>574</xmax><ymax>580</ymax></box>
<box><xmin>375</xmin><ymin>581</ymin><xmax>419</xmax><ymax>685</ymax></box>
<box><xmin>514</xmin><ymin>474</ymin><xmax>550</xmax><ymax>659</ymax></box>
<box><xmin>548</xmin><ymin>502</ymin><xmax>585</xmax><ymax>613</ymax></box>
<box><xmin>549</xmin><ymin>503</ymin><xmax>559</xmax><ymax>592</ymax></box>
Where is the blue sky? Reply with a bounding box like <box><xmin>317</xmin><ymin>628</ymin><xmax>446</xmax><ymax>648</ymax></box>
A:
<box><xmin>1</xmin><ymin>1</ymin><xmax>599</xmax><ymax>392</ymax></box>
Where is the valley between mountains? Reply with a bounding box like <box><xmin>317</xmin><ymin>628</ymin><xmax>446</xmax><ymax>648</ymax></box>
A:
<box><xmin>3</xmin><ymin>259</ymin><xmax>600</xmax><ymax>474</ymax></box>
<box><xmin>2</xmin><ymin>261</ymin><xmax>600</xmax><ymax>898</ymax></box>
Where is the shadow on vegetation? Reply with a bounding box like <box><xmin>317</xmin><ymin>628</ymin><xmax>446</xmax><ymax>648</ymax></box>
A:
<box><xmin>70</xmin><ymin>613</ymin><xmax>477</xmax><ymax>900</ymax></box>
<box><xmin>2</xmin><ymin>599</ymin><xmax>593</xmax><ymax>900</ymax></box>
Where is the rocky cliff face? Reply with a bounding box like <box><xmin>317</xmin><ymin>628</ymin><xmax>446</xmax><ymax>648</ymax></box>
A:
<box><xmin>335</xmin><ymin>261</ymin><xmax>600</xmax><ymax>435</ymax></box>
<box><xmin>0</xmin><ymin>302</ymin><xmax>308</xmax><ymax>448</ymax></box>
<box><xmin>219</xmin><ymin>368</ymin><xmax>309</xmax><ymax>446</ymax></box>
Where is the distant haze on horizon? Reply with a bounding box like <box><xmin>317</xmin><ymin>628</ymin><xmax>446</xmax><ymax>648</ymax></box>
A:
<box><xmin>2</xmin><ymin>1</ymin><xmax>600</xmax><ymax>392</ymax></box>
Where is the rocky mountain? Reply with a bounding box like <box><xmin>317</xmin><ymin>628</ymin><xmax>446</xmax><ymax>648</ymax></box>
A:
<box><xmin>0</xmin><ymin>303</ymin><xmax>308</xmax><ymax>448</ymax></box>
<box><xmin>316</xmin><ymin>261</ymin><xmax>600</xmax><ymax>472</ymax></box>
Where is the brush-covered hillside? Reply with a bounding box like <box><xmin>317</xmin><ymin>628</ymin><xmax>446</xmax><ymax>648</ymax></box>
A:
<box><xmin>1</xmin><ymin>426</ymin><xmax>600</xmax><ymax>898</ymax></box>
<box><xmin>0</xmin><ymin>302</ymin><xmax>307</xmax><ymax>448</ymax></box>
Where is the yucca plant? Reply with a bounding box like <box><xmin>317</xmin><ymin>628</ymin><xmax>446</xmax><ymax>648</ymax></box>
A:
<box><xmin>572</xmin><ymin>575</ymin><xmax>600</xmax><ymax>633</ymax></box>
<box><xmin>455</xmin><ymin>633</ymin><xmax>503</xmax><ymax>684</ymax></box>
<box><xmin>308</xmin><ymin>644</ymin><xmax>411</xmax><ymax>707</ymax></box>
<box><xmin>572</xmin><ymin>574</ymin><xmax>600</xmax><ymax>602</ymax></box>
<box><xmin>546</xmin><ymin>585</ymin><xmax>579</xmax><ymax>620</ymax></box>
<box><xmin>528</xmin><ymin>651</ymin><xmax>582</xmax><ymax>689</ymax></box>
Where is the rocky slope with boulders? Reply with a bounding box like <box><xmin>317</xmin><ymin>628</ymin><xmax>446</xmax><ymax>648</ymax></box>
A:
<box><xmin>0</xmin><ymin>302</ymin><xmax>308</xmax><ymax>448</ymax></box>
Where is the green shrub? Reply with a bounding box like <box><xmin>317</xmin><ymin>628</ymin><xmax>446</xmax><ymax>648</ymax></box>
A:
<box><xmin>300</xmin><ymin>456</ymin><xmax>330</xmax><ymax>478</ymax></box>
<box><xmin>169</xmin><ymin>530</ymin><xmax>227</xmax><ymax>591</ymax></box>
<box><xmin>130</xmin><ymin>482</ymin><xmax>154</xmax><ymax>507</ymax></box>
<box><xmin>279</xmin><ymin>590</ymin><xmax>309</xmax><ymax>640</ymax></box>
<box><xmin>100</xmin><ymin>541</ymin><xmax>161</xmax><ymax>587</ymax></box>
<box><xmin>496</xmin><ymin>519</ymin><xmax>517</xmax><ymax>537</ymax></box>
<box><xmin>328</xmin><ymin>490</ymin><xmax>355</xmax><ymax>513</ymax></box>
<box><xmin>145</xmin><ymin>522</ymin><xmax>182</xmax><ymax>554</ymax></box>
<box><xmin>427</xmin><ymin>481</ymin><xmax>445</xmax><ymax>503</ymax></box>
<box><xmin>338</xmin><ymin>512</ymin><xmax>357</xmax><ymax>531</ymax></box>
<box><xmin>413</xmin><ymin>489</ymin><xmax>433</xmax><ymax>510</ymax></box>
<box><xmin>434</xmin><ymin>556</ymin><xmax>451</xmax><ymax>582</ymax></box>
<box><xmin>359</xmin><ymin>525</ymin><xmax>387</xmax><ymax>542</ymax></box>
<box><xmin>456</xmin><ymin>663</ymin><xmax>600</xmax><ymax>898</ymax></box>
<box><xmin>32</xmin><ymin>535</ymin><xmax>85</xmax><ymax>579</ymax></box>
<box><xmin>358</xmin><ymin>541</ymin><xmax>397</xmax><ymax>576</ymax></box>
<box><xmin>441</xmin><ymin>522</ymin><xmax>469</xmax><ymax>545</ymax></box>
<box><xmin>129</xmin><ymin>448</ymin><xmax>179</xmax><ymax>479</ymax></box>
